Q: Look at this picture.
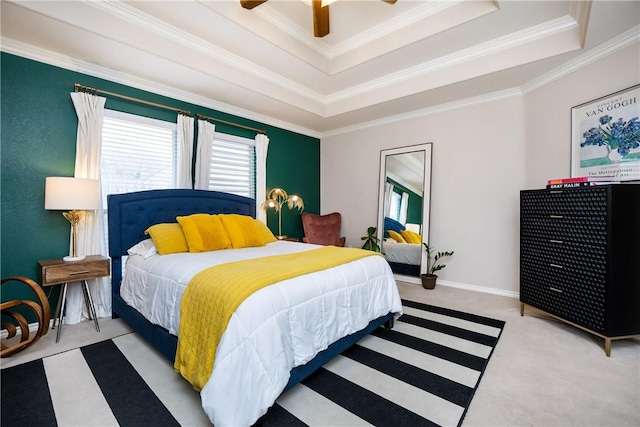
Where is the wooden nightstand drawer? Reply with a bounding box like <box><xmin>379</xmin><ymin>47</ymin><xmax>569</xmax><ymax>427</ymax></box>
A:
<box><xmin>38</xmin><ymin>255</ymin><xmax>110</xmax><ymax>286</ymax></box>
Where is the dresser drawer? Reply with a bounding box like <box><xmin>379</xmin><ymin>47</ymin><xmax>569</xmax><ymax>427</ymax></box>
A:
<box><xmin>521</xmin><ymin>215</ymin><xmax>607</xmax><ymax>245</ymax></box>
<box><xmin>521</xmin><ymin>187</ymin><xmax>608</xmax><ymax>216</ymax></box>
<box><xmin>521</xmin><ymin>257</ymin><xmax>606</xmax><ymax>332</ymax></box>
<box><xmin>39</xmin><ymin>255</ymin><xmax>110</xmax><ymax>286</ymax></box>
<box><xmin>521</xmin><ymin>237</ymin><xmax>606</xmax><ymax>272</ymax></box>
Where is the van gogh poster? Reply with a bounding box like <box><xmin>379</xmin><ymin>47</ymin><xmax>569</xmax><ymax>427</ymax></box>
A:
<box><xmin>571</xmin><ymin>85</ymin><xmax>640</xmax><ymax>181</ymax></box>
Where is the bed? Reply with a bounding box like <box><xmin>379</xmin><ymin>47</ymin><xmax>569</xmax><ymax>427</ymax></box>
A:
<box><xmin>383</xmin><ymin>241</ymin><xmax>422</xmax><ymax>275</ymax></box>
<box><xmin>383</xmin><ymin>216</ymin><xmax>422</xmax><ymax>276</ymax></box>
<box><xmin>107</xmin><ymin>189</ymin><xmax>402</xmax><ymax>426</ymax></box>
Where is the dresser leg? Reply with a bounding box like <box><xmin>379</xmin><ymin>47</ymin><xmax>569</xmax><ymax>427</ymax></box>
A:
<box><xmin>604</xmin><ymin>338</ymin><xmax>611</xmax><ymax>357</ymax></box>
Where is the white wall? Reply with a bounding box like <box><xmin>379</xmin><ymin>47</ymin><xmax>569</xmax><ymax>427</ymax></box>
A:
<box><xmin>524</xmin><ymin>43</ymin><xmax>640</xmax><ymax>188</ymax></box>
<box><xmin>322</xmin><ymin>97</ymin><xmax>526</xmax><ymax>295</ymax></box>
<box><xmin>321</xmin><ymin>41</ymin><xmax>639</xmax><ymax>296</ymax></box>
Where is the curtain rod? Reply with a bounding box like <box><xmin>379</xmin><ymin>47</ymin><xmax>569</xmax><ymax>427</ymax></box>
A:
<box><xmin>196</xmin><ymin>113</ymin><xmax>266</xmax><ymax>135</ymax></box>
<box><xmin>74</xmin><ymin>83</ymin><xmax>267</xmax><ymax>135</ymax></box>
<box><xmin>74</xmin><ymin>83</ymin><xmax>191</xmax><ymax>116</ymax></box>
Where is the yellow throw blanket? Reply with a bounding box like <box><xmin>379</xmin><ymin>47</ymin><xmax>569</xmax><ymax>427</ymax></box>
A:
<box><xmin>174</xmin><ymin>246</ymin><xmax>379</xmax><ymax>390</ymax></box>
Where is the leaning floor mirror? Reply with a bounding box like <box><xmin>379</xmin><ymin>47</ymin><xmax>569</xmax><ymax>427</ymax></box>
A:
<box><xmin>377</xmin><ymin>143</ymin><xmax>433</xmax><ymax>285</ymax></box>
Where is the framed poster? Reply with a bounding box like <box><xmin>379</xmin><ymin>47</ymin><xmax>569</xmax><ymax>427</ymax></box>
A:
<box><xmin>571</xmin><ymin>84</ymin><xmax>640</xmax><ymax>181</ymax></box>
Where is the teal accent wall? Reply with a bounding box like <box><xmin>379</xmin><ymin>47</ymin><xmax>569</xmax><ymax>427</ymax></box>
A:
<box><xmin>1</xmin><ymin>53</ymin><xmax>320</xmax><ymax>312</ymax></box>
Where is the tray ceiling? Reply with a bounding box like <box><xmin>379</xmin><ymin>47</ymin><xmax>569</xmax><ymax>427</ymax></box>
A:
<box><xmin>1</xmin><ymin>0</ymin><xmax>638</xmax><ymax>135</ymax></box>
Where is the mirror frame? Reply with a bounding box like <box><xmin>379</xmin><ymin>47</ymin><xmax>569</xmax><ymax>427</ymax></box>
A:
<box><xmin>377</xmin><ymin>143</ymin><xmax>433</xmax><ymax>284</ymax></box>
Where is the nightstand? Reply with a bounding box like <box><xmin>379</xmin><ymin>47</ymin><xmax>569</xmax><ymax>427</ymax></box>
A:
<box><xmin>38</xmin><ymin>255</ymin><xmax>110</xmax><ymax>342</ymax></box>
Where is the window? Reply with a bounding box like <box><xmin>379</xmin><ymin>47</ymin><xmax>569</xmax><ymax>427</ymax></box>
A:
<box><xmin>101</xmin><ymin>110</ymin><xmax>177</xmax><ymax>198</ymax></box>
<box><xmin>101</xmin><ymin>110</ymin><xmax>177</xmax><ymax>242</ymax></box>
<box><xmin>389</xmin><ymin>192</ymin><xmax>401</xmax><ymax>222</ymax></box>
<box><xmin>207</xmin><ymin>133</ymin><xmax>255</xmax><ymax>199</ymax></box>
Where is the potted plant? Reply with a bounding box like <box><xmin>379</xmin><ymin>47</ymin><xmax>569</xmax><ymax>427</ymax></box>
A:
<box><xmin>361</xmin><ymin>226</ymin><xmax>380</xmax><ymax>252</ymax></box>
<box><xmin>420</xmin><ymin>243</ymin><xmax>454</xmax><ymax>289</ymax></box>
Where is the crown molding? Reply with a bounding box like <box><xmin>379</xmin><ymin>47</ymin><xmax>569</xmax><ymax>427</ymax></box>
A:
<box><xmin>0</xmin><ymin>37</ymin><xmax>321</xmax><ymax>139</ymax></box>
<box><xmin>327</xmin><ymin>15</ymin><xmax>578</xmax><ymax>103</ymax></box>
<box><xmin>325</xmin><ymin>24</ymin><xmax>639</xmax><ymax>137</ymax></box>
<box><xmin>253</xmin><ymin>1</ymin><xmax>459</xmax><ymax>61</ymax></box>
<box><xmin>322</xmin><ymin>88</ymin><xmax>523</xmax><ymax>137</ymax></box>
<box><xmin>522</xmin><ymin>25</ymin><xmax>640</xmax><ymax>94</ymax></box>
<box><xmin>3</xmin><ymin>21</ymin><xmax>637</xmax><ymax>139</ymax></box>
<box><xmin>329</xmin><ymin>1</ymin><xmax>461</xmax><ymax>58</ymax></box>
<box><xmin>570</xmin><ymin>0</ymin><xmax>592</xmax><ymax>47</ymax></box>
<box><xmin>253</xmin><ymin>5</ymin><xmax>333</xmax><ymax>58</ymax></box>
<box><xmin>87</xmin><ymin>0</ymin><xmax>324</xmax><ymax>103</ymax></box>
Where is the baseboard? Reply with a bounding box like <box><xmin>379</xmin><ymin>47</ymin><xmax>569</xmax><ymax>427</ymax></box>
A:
<box><xmin>1</xmin><ymin>319</ymin><xmax>55</xmax><ymax>339</ymax></box>
<box><xmin>395</xmin><ymin>274</ymin><xmax>520</xmax><ymax>299</ymax></box>
<box><xmin>437</xmin><ymin>279</ymin><xmax>520</xmax><ymax>299</ymax></box>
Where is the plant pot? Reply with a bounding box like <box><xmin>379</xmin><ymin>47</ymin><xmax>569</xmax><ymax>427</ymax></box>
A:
<box><xmin>420</xmin><ymin>274</ymin><xmax>437</xmax><ymax>289</ymax></box>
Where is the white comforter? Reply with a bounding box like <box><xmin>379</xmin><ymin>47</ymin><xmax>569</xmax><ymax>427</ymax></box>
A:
<box><xmin>383</xmin><ymin>241</ymin><xmax>422</xmax><ymax>265</ymax></box>
<box><xmin>121</xmin><ymin>241</ymin><xmax>402</xmax><ymax>426</ymax></box>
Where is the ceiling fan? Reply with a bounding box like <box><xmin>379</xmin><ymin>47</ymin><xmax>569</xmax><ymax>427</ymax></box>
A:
<box><xmin>240</xmin><ymin>0</ymin><xmax>397</xmax><ymax>38</ymax></box>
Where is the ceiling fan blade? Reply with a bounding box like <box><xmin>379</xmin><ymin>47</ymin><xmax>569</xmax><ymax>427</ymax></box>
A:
<box><xmin>313</xmin><ymin>0</ymin><xmax>330</xmax><ymax>38</ymax></box>
<box><xmin>240</xmin><ymin>0</ymin><xmax>267</xmax><ymax>10</ymax></box>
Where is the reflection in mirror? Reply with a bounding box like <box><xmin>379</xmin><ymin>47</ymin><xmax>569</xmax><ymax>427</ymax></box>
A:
<box><xmin>377</xmin><ymin>144</ymin><xmax>432</xmax><ymax>282</ymax></box>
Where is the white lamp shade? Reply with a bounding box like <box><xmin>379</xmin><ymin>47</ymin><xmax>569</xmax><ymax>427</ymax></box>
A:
<box><xmin>405</xmin><ymin>223</ymin><xmax>421</xmax><ymax>234</ymax></box>
<box><xmin>45</xmin><ymin>177</ymin><xmax>100</xmax><ymax>211</ymax></box>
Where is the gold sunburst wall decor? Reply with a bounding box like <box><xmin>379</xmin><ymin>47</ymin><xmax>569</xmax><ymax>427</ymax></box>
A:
<box><xmin>261</xmin><ymin>188</ymin><xmax>305</xmax><ymax>239</ymax></box>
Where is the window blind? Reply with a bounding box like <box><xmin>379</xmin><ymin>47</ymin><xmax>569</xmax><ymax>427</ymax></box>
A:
<box><xmin>208</xmin><ymin>134</ymin><xmax>255</xmax><ymax>199</ymax></box>
<box><xmin>101</xmin><ymin>110</ymin><xmax>177</xmax><ymax>199</ymax></box>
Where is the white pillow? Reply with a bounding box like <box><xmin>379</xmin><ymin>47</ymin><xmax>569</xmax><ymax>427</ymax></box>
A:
<box><xmin>127</xmin><ymin>238</ymin><xmax>158</xmax><ymax>259</ymax></box>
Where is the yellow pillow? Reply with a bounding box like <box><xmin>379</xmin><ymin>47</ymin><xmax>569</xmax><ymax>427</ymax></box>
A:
<box><xmin>144</xmin><ymin>223</ymin><xmax>188</xmax><ymax>255</ymax></box>
<box><xmin>388</xmin><ymin>230</ymin><xmax>406</xmax><ymax>243</ymax></box>
<box><xmin>254</xmin><ymin>219</ymin><xmax>277</xmax><ymax>243</ymax></box>
<box><xmin>176</xmin><ymin>214</ymin><xmax>231</xmax><ymax>252</ymax></box>
<box><xmin>219</xmin><ymin>214</ymin><xmax>266</xmax><ymax>248</ymax></box>
<box><xmin>401</xmin><ymin>229</ymin><xmax>422</xmax><ymax>244</ymax></box>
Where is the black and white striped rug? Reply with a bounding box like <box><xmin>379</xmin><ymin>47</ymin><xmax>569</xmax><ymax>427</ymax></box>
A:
<box><xmin>1</xmin><ymin>300</ymin><xmax>504</xmax><ymax>427</ymax></box>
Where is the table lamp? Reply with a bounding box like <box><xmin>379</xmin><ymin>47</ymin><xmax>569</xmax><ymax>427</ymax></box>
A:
<box><xmin>261</xmin><ymin>188</ymin><xmax>304</xmax><ymax>240</ymax></box>
<box><xmin>45</xmin><ymin>177</ymin><xmax>100</xmax><ymax>261</ymax></box>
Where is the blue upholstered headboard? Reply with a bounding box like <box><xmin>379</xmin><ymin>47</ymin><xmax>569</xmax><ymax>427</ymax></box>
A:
<box><xmin>384</xmin><ymin>216</ymin><xmax>405</xmax><ymax>238</ymax></box>
<box><xmin>107</xmin><ymin>189</ymin><xmax>256</xmax><ymax>294</ymax></box>
<box><xmin>107</xmin><ymin>189</ymin><xmax>256</xmax><ymax>257</ymax></box>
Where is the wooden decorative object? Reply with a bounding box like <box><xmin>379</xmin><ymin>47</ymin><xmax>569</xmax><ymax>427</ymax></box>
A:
<box><xmin>1</xmin><ymin>276</ymin><xmax>50</xmax><ymax>357</ymax></box>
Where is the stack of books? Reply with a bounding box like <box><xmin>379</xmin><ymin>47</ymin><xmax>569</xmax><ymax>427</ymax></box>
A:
<box><xmin>546</xmin><ymin>176</ymin><xmax>618</xmax><ymax>189</ymax></box>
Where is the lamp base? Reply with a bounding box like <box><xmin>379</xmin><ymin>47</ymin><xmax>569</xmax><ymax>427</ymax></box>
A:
<box><xmin>276</xmin><ymin>235</ymin><xmax>288</xmax><ymax>240</ymax></box>
<box><xmin>63</xmin><ymin>255</ymin><xmax>86</xmax><ymax>262</ymax></box>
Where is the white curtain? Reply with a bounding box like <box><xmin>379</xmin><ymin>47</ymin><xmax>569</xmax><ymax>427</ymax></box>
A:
<box><xmin>177</xmin><ymin>114</ymin><xmax>194</xmax><ymax>189</ymax></box>
<box><xmin>384</xmin><ymin>182</ymin><xmax>393</xmax><ymax>217</ymax></box>
<box><xmin>68</xmin><ymin>92</ymin><xmax>109</xmax><ymax>324</ymax></box>
<box><xmin>399</xmin><ymin>192</ymin><xmax>409</xmax><ymax>224</ymax></box>
<box><xmin>255</xmin><ymin>133</ymin><xmax>270</xmax><ymax>222</ymax></box>
<box><xmin>194</xmin><ymin>119</ymin><xmax>215</xmax><ymax>190</ymax></box>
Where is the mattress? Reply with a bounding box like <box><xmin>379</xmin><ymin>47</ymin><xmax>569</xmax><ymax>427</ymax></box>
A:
<box><xmin>120</xmin><ymin>240</ymin><xmax>402</xmax><ymax>425</ymax></box>
<box><xmin>383</xmin><ymin>241</ymin><xmax>422</xmax><ymax>265</ymax></box>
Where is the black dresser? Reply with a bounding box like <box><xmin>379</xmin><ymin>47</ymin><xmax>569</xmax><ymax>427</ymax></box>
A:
<box><xmin>520</xmin><ymin>184</ymin><xmax>640</xmax><ymax>356</ymax></box>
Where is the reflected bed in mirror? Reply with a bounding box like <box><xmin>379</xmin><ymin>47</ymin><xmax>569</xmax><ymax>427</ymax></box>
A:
<box><xmin>377</xmin><ymin>144</ymin><xmax>432</xmax><ymax>284</ymax></box>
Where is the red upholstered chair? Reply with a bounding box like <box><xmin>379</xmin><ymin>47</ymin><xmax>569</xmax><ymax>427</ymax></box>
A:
<box><xmin>301</xmin><ymin>212</ymin><xmax>346</xmax><ymax>247</ymax></box>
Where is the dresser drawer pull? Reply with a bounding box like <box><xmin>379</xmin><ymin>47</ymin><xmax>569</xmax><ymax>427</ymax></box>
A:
<box><xmin>549</xmin><ymin>215</ymin><xmax>564</xmax><ymax>219</ymax></box>
<box><xmin>68</xmin><ymin>270</ymin><xmax>91</xmax><ymax>276</ymax></box>
<box><xmin>550</xmin><ymin>263</ymin><xmax>563</xmax><ymax>269</ymax></box>
<box><xmin>549</xmin><ymin>287</ymin><xmax>563</xmax><ymax>293</ymax></box>
<box><xmin>549</xmin><ymin>239</ymin><xmax>564</xmax><ymax>244</ymax></box>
